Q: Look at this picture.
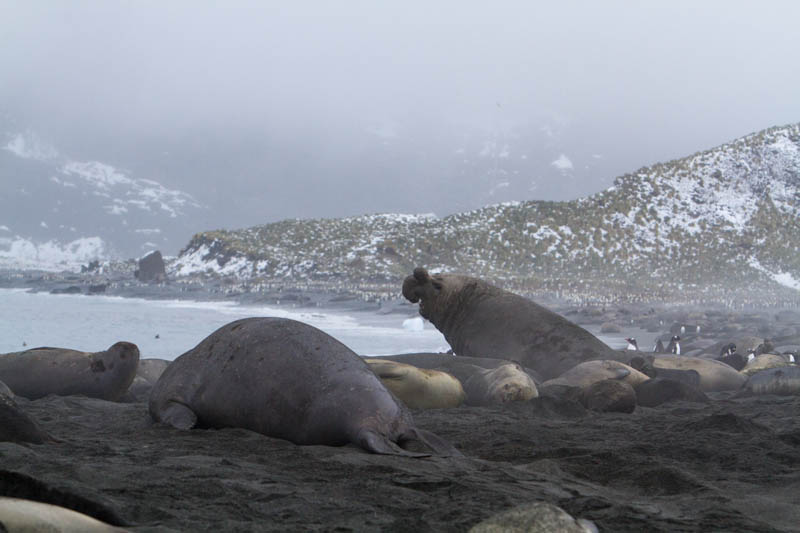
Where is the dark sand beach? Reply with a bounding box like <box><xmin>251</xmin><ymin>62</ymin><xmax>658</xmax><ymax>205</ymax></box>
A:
<box><xmin>2</xmin><ymin>390</ymin><xmax>799</xmax><ymax>532</ymax></box>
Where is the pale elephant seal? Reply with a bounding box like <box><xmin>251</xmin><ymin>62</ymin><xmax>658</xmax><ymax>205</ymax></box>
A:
<box><xmin>469</xmin><ymin>501</ymin><xmax>598</xmax><ymax>533</ymax></box>
<box><xmin>364</xmin><ymin>359</ymin><xmax>466</xmax><ymax>409</ymax></box>
<box><xmin>740</xmin><ymin>366</ymin><xmax>800</xmax><ymax>396</ymax></box>
<box><xmin>652</xmin><ymin>355</ymin><xmax>747</xmax><ymax>392</ymax></box>
<box><xmin>461</xmin><ymin>363</ymin><xmax>538</xmax><ymax>406</ymax></box>
<box><xmin>740</xmin><ymin>353</ymin><xmax>793</xmax><ymax>376</ymax></box>
<box><xmin>0</xmin><ymin>343</ymin><xmax>140</xmax><ymax>401</ymax></box>
<box><xmin>0</xmin><ymin>384</ymin><xmax>56</xmax><ymax>444</ymax></box>
<box><xmin>365</xmin><ymin>353</ymin><xmax>543</xmax><ymax>384</ymax></box>
<box><xmin>402</xmin><ymin>267</ymin><xmax>621</xmax><ymax>380</ymax></box>
<box><xmin>0</xmin><ymin>497</ymin><xmax>129</xmax><ymax>532</ymax></box>
<box><xmin>541</xmin><ymin>360</ymin><xmax>649</xmax><ymax>391</ymax></box>
<box><xmin>150</xmin><ymin>318</ymin><xmax>460</xmax><ymax>457</ymax></box>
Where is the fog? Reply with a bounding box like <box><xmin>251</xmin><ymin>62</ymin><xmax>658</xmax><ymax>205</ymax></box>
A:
<box><xmin>3</xmin><ymin>1</ymin><xmax>800</xmax><ymax>230</ymax></box>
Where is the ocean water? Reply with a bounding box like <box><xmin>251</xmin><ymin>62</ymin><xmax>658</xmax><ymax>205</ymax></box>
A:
<box><xmin>0</xmin><ymin>288</ymin><xmax>644</xmax><ymax>359</ymax></box>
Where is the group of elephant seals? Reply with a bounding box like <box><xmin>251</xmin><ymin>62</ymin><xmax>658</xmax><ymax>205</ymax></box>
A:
<box><xmin>0</xmin><ymin>382</ymin><xmax>56</xmax><ymax>444</ymax></box>
<box><xmin>364</xmin><ymin>353</ymin><xmax>538</xmax><ymax>406</ymax></box>
<box><xmin>364</xmin><ymin>359</ymin><xmax>466</xmax><ymax>409</ymax></box>
<box><xmin>0</xmin><ymin>343</ymin><xmax>140</xmax><ymax>401</ymax></box>
<box><xmin>402</xmin><ymin>267</ymin><xmax>621</xmax><ymax>380</ymax></box>
<box><xmin>0</xmin><ymin>497</ymin><xmax>128</xmax><ymax>532</ymax></box>
<box><xmin>150</xmin><ymin>317</ymin><xmax>460</xmax><ymax>457</ymax></box>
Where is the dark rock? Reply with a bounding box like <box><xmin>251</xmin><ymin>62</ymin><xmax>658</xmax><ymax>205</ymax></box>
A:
<box><xmin>135</xmin><ymin>251</ymin><xmax>167</xmax><ymax>283</ymax></box>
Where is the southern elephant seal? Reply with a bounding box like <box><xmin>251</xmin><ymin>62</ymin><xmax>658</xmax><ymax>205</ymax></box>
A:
<box><xmin>121</xmin><ymin>358</ymin><xmax>172</xmax><ymax>402</ymax></box>
<box><xmin>634</xmin><ymin>378</ymin><xmax>709</xmax><ymax>408</ymax></box>
<box><xmin>363</xmin><ymin>354</ymin><xmax>539</xmax><ymax>405</ymax></box>
<box><xmin>364</xmin><ymin>359</ymin><xmax>466</xmax><ymax>409</ymax></box>
<box><xmin>0</xmin><ymin>497</ymin><xmax>128</xmax><ymax>532</ymax></box>
<box><xmin>740</xmin><ymin>353</ymin><xmax>793</xmax><ymax>376</ymax></box>
<box><xmin>0</xmin><ymin>383</ymin><xmax>56</xmax><ymax>444</ymax></box>
<box><xmin>402</xmin><ymin>267</ymin><xmax>621</xmax><ymax>380</ymax></box>
<box><xmin>740</xmin><ymin>366</ymin><xmax>800</xmax><ymax>396</ymax></box>
<box><xmin>628</xmin><ymin>355</ymin><xmax>701</xmax><ymax>387</ymax></box>
<box><xmin>0</xmin><ymin>343</ymin><xmax>139</xmax><ymax>401</ymax></box>
<box><xmin>541</xmin><ymin>360</ymin><xmax>649</xmax><ymax>391</ymax></box>
<box><xmin>150</xmin><ymin>318</ymin><xmax>460</xmax><ymax>457</ymax></box>
<box><xmin>461</xmin><ymin>363</ymin><xmax>538</xmax><ymax>406</ymax></box>
<box><xmin>651</xmin><ymin>355</ymin><xmax>746</xmax><ymax>392</ymax></box>
<box><xmin>364</xmin><ymin>352</ymin><xmax>543</xmax><ymax>384</ymax></box>
<box><xmin>580</xmin><ymin>379</ymin><xmax>636</xmax><ymax>413</ymax></box>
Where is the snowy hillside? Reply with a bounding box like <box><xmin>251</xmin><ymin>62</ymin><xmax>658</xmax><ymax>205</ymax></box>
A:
<box><xmin>173</xmin><ymin>123</ymin><xmax>800</xmax><ymax>303</ymax></box>
<box><xmin>0</xmin><ymin>131</ymin><xmax>205</xmax><ymax>270</ymax></box>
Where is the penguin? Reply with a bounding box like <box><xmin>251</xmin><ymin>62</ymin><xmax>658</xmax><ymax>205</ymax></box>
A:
<box><xmin>625</xmin><ymin>337</ymin><xmax>638</xmax><ymax>351</ymax></box>
<box><xmin>666</xmin><ymin>335</ymin><xmax>681</xmax><ymax>355</ymax></box>
<box><xmin>747</xmin><ymin>350</ymin><xmax>756</xmax><ymax>362</ymax></box>
<box><xmin>653</xmin><ymin>339</ymin><xmax>666</xmax><ymax>353</ymax></box>
<box><xmin>719</xmin><ymin>343</ymin><xmax>737</xmax><ymax>357</ymax></box>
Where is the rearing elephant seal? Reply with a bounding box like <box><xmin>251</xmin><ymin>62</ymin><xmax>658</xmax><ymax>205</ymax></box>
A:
<box><xmin>402</xmin><ymin>267</ymin><xmax>621</xmax><ymax>380</ymax></box>
<box><xmin>149</xmin><ymin>317</ymin><xmax>460</xmax><ymax>457</ymax></box>
<box><xmin>0</xmin><ymin>343</ymin><xmax>140</xmax><ymax>401</ymax></box>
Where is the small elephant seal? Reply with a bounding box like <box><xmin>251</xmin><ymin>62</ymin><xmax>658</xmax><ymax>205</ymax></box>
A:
<box><xmin>628</xmin><ymin>355</ymin><xmax>701</xmax><ymax>386</ymax></box>
<box><xmin>121</xmin><ymin>358</ymin><xmax>172</xmax><ymax>402</ymax></box>
<box><xmin>580</xmin><ymin>379</ymin><xmax>636</xmax><ymax>413</ymax></box>
<box><xmin>740</xmin><ymin>353</ymin><xmax>793</xmax><ymax>376</ymax></box>
<box><xmin>0</xmin><ymin>383</ymin><xmax>56</xmax><ymax>444</ymax></box>
<box><xmin>0</xmin><ymin>343</ymin><xmax>140</xmax><ymax>401</ymax></box>
<box><xmin>541</xmin><ymin>360</ymin><xmax>649</xmax><ymax>392</ymax></box>
<box><xmin>716</xmin><ymin>352</ymin><xmax>748</xmax><ymax>371</ymax></box>
<box><xmin>469</xmin><ymin>501</ymin><xmax>597</xmax><ymax>533</ymax></box>
<box><xmin>651</xmin><ymin>355</ymin><xmax>746</xmax><ymax>392</ymax></box>
<box><xmin>402</xmin><ymin>267</ymin><xmax>621</xmax><ymax>380</ymax></box>
<box><xmin>150</xmin><ymin>318</ymin><xmax>460</xmax><ymax>457</ymax></box>
<box><xmin>462</xmin><ymin>363</ymin><xmax>538</xmax><ymax>406</ymax></box>
<box><xmin>0</xmin><ymin>497</ymin><xmax>129</xmax><ymax>532</ymax></box>
<box><xmin>634</xmin><ymin>378</ymin><xmax>709</xmax><ymax>408</ymax></box>
<box><xmin>740</xmin><ymin>366</ymin><xmax>800</xmax><ymax>396</ymax></box>
<box><xmin>364</xmin><ymin>359</ymin><xmax>466</xmax><ymax>409</ymax></box>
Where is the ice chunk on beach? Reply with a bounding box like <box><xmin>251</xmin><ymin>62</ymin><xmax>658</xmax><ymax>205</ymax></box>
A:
<box><xmin>402</xmin><ymin>317</ymin><xmax>425</xmax><ymax>332</ymax></box>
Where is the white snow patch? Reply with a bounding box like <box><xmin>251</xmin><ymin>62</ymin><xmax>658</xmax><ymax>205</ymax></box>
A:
<box><xmin>0</xmin><ymin>236</ymin><xmax>107</xmax><ymax>272</ymax></box>
<box><xmin>749</xmin><ymin>258</ymin><xmax>800</xmax><ymax>291</ymax></box>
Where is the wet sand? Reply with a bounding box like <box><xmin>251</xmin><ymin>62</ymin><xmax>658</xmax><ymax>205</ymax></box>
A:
<box><xmin>2</xmin><ymin>391</ymin><xmax>799</xmax><ymax>532</ymax></box>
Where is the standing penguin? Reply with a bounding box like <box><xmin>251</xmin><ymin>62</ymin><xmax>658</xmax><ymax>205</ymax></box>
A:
<box><xmin>625</xmin><ymin>337</ymin><xmax>639</xmax><ymax>351</ymax></box>
<box><xmin>666</xmin><ymin>335</ymin><xmax>681</xmax><ymax>355</ymax></box>
<box><xmin>653</xmin><ymin>339</ymin><xmax>666</xmax><ymax>353</ymax></box>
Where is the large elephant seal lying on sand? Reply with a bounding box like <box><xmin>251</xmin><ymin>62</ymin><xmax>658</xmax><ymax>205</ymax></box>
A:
<box><xmin>740</xmin><ymin>366</ymin><xmax>800</xmax><ymax>396</ymax></box>
<box><xmin>402</xmin><ymin>267</ymin><xmax>620</xmax><ymax>380</ymax></box>
<box><xmin>541</xmin><ymin>360</ymin><xmax>649</xmax><ymax>391</ymax></box>
<box><xmin>364</xmin><ymin>359</ymin><xmax>466</xmax><ymax>409</ymax></box>
<box><xmin>150</xmin><ymin>318</ymin><xmax>460</xmax><ymax>457</ymax></box>
<box><xmin>0</xmin><ymin>497</ymin><xmax>128</xmax><ymax>532</ymax></box>
<box><xmin>0</xmin><ymin>343</ymin><xmax>139</xmax><ymax>401</ymax></box>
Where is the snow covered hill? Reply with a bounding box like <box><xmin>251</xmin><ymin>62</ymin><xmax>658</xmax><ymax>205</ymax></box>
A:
<box><xmin>173</xmin><ymin>123</ymin><xmax>800</xmax><ymax>303</ymax></box>
<box><xmin>0</xmin><ymin>131</ymin><xmax>205</xmax><ymax>270</ymax></box>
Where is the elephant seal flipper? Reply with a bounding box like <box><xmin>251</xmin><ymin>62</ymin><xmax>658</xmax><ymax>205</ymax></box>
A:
<box><xmin>611</xmin><ymin>368</ymin><xmax>631</xmax><ymax>380</ymax></box>
<box><xmin>156</xmin><ymin>401</ymin><xmax>197</xmax><ymax>430</ymax></box>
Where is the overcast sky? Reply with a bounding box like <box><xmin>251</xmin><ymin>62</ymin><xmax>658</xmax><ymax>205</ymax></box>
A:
<box><xmin>2</xmin><ymin>1</ymin><xmax>800</xmax><ymax>229</ymax></box>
